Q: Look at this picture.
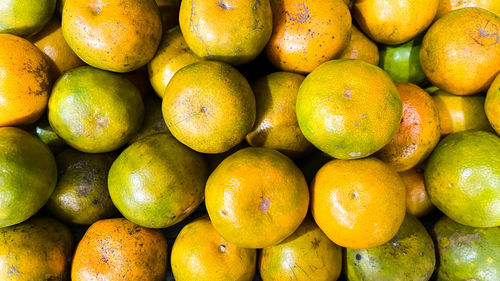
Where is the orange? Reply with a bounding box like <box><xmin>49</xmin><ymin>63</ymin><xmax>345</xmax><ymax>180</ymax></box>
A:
<box><xmin>433</xmin><ymin>89</ymin><xmax>491</xmax><ymax>135</ymax></box>
<box><xmin>246</xmin><ymin>72</ymin><xmax>314</xmax><ymax>158</ymax></box>
<box><xmin>30</xmin><ymin>18</ymin><xmax>86</xmax><ymax>80</ymax></box>
<box><xmin>122</xmin><ymin>66</ymin><xmax>153</xmax><ymax>97</ymax></box>
<box><xmin>179</xmin><ymin>0</ymin><xmax>272</xmax><ymax>65</ymax></box>
<box><xmin>353</xmin><ymin>0</ymin><xmax>439</xmax><ymax>44</ymax></box>
<box><xmin>311</xmin><ymin>157</ymin><xmax>406</xmax><ymax>249</ymax></box>
<box><xmin>148</xmin><ymin>26</ymin><xmax>202</xmax><ymax>98</ymax></box>
<box><xmin>0</xmin><ymin>0</ymin><xmax>56</xmax><ymax>37</ymax></box>
<box><xmin>265</xmin><ymin>0</ymin><xmax>352</xmax><ymax>73</ymax></box>
<box><xmin>0</xmin><ymin>34</ymin><xmax>51</xmax><ymax>126</ymax></box>
<box><xmin>128</xmin><ymin>94</ymin><xmax>170</xmax><ymax>144</ymax></box>
<box><xmin>72</xmin><ymin>218</ymin><xmax>168</xmax><ymax>280</ymax></box>
<box><xmin>296</xmin><ymin>59</ymin><xmax>402</xmax><ymax>159</ymax></box>
<box><xmin>420</xmin><ymin>7</ymin><xmax>500</xmax><ymax>95</ymax></box>
<box><xmin>339</xmin><ymin>26</ymin><xmax>379</xmax><ymax>65</ymax></box>
<box><xmin>485</xmin><ymin>73</ymin><xmax>500</xmax><ymax>134</ymax></box>
<box><xmin>156</xmin><ymin>0</ymin><xmax>181</xmax><ymax>31</ymax></box>
<box><xmin>171</xmin><ymin>216</ymin><xmax>256</xmax><ymax>281</ymax></box>
<box><xmin>163</xmin><ymin>61</ymin><xmax>256</xmax><ymax>154</ymax></box>
<box><xmin>62</xmin><ymin>0</ymin><xmax>162</xmax><ymax>72</ymax></box>
<box><xmin>205</xmin><ymin>147</ymin><xmax>309</xmax><ymax>248</ymax></box>
<box><xmin>377</xmin><ymin>83</ymin><xmax>441</xmax><ymax>172</ymax></box>
<box><xmin>259</xmin><ymin>218</ymin><xmax>342</xmax><ymax>281</ymax></box>
<box><xmin>436</xmin><ymin>0</ymin><xmax>500</xmax><ymax>19</ymax></box>
<box><xmin>399</xmin><ymin>167</ymin><xmax>434</xmax><ymax>217</ymax></box>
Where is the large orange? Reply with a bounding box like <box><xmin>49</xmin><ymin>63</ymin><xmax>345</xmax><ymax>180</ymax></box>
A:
<box><xmin>265</xmin><ymin>0</ymin><xmax>352</xmax><ymax>73</ymax></box>
<box><xmin>171</xmin><ymin>216</ymin><xmax>256</xmax><ymax>281</ymax></box>
<box><xmin>420</xmin><ymin>7</ymin><xmax>500</xmax><ymax>95</ymax></box>
<box><xmin>377</xmin><ymin>83</ymin><xmax>441</xmax><ymax>172</ymax></box>
<box><xmin>311</xmin><ymin>157</ymin><xmax>406</xmax><ymax>249</ymax></box>
<box><xmin>436</xmin><ymin>0</ymin><xmax>500</xmax><ymax>19</ymax></box>
<box><xmin>296</xmin><ymin>59</ymin><xmax>402</xmax><ymax>159</ymax></box>
<box><xmin>353</xmin><ymin>0</ymin><xmax>439</xmax><ymax>44</ymax></box>
<box><xmin>62</xmin><ymin>0</ymin><xmax>162</xmax><ymax>72</ymax></box>
<box><xmin>205</xmin><ymin>147</ymin><xmax>309</xmax><ymax>248</ymax></box>
<box><xmin>179</xmin><ymin>0</ymin><xmax>272</xmax><ymax>65</ymax></box>
<box><xmin>485</xmin><ymin>73</ymin><xmax>500</xmax><ymax>134</ymax></box>
<box><xmin>0</xmin><ymin>34</ymin><xmax>51</xmax><ymax>126</ymax></box>
<box><xmin>339</xmin><ymin>26</ymin><xmax>379</xmax><ymax>65</ymax></box>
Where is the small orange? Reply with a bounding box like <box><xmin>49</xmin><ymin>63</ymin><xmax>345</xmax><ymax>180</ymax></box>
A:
<box><xmin>156</xmin><ymin>0</ymin><xmax>181</xmax><ymax>31</ymax></box>
<box><xmin>265</xmin><ymin>0</ymin><xmax>352</xmax><ymax>73</ymax></box>
<box><xmin>353</xmin><ymin>0</ymin><xmax>439</xmax><ymax>44</ymax></box>
<box><xmin>399</xmin><ymin>167</ymin><xmax>434</xmax><ymax>217</ymax></box>
<box><xmin>377</xmin><ymin>83</ymin><xmax>441</xmax><ymax>172</ymax></box>
<box><xmin>436</xmin><ymin>0</ymin><xmax>500</xmax><ymax>19</ymax></box>
<box><xmin>420</xmin><ymin>7</ymin><xmax>500</xmax><ymax>95</ymax></box>
<box><xmin>205</xmin><ymin>147</ymin><xmax>309</xmax><ymax>248</ymax></box>
<box><xmin>311</xmin><ymin>157</ymin><xmax>406</xmax><ymax>249</ymax></box>
<box><xmin>171</xmin><ymin>216</ymin><xmax>256</xmax><ymax>281</ymax></box>
<box><xmin>339</xmin><ymin>26</ymin><xmax>379</xmax><ymax>65</ymax></box>
<box><xmin>0</xmin><ymin>34</ymin><xmax>51</xmax><ymax>126</ymax></box>
<box><xmin>485</xmin><ymin>73</ymin><xmax>500</xmax><ymax>134</ymax></box>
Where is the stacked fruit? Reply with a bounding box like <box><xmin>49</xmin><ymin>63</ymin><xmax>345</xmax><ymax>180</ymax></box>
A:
<box><xmin>0</xmin><ymin>0</ymin><xmax>499</xmax><ymax>280</ymax></box>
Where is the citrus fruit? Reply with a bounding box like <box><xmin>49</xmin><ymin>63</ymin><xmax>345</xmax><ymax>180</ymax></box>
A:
<box><xmin>425</xmin><ymin>130</ymin><xmax>500</xmax><ymax>227</ymax></box>
<box><xmin>72</xmin><ymin>218</ymin><xmax>168</xmax><ymax>281</ymax></box>
<box><xmin>0</xmin><ymin>127</ymin><xmax>57</xmax><ymax>228</ymax></box>
<box><xmin>108</xmin><ymin>133</ymin><xmax>208</xmax><ymax>228</ymax></box>
<box><xmin>46</xmin><ymin>149</ymin><xmax>118</xmax><ymax>225</ymax></box>
<box><xmin>433</xmin><ymin>89</ymin><xmax>491</xmax><ymax>135</ymax></box>
<box><xmin>162</xmin><ymin>61</ymin><xmax>256</xmax><ymax>154</ymax></box>
<box><xmin>156</xmin><ymin>0</ymin><xmax>181</xmax><ymax>31</ymax></box>
<box><xmin>265</xmin><ymin>0</ymin><xmax>352</xmax><ymax>73</ymax></box>
<box><xmin>62</xmin><ymin>0</ymin><xmax>162</xmax><ymax>72</ymax></box>
<box><xmin>311</xmin><ymin>157</ymin><xmax>406</xmax><ymax>249</ymax></box>
<box><xmin>0</xmin><ymin>216</ymin><xmax>73</xmax><ymax>280</ymax></box>
<box><xmin>171</xmin><ymin>216</ymin><xmax>257</xmax><ymax>281</ymax></box>
<box><xmin>205</xmin><ymin>147</ymin><xmax>309</xmax><ymax>248</ymax></box>
<box><xmin>420</xmin><ymin>7</ymin><xmax>500</xmax><ymax>95</ymax></box>
<box><xmin>31</xmin><ymin>18</ymin><xmax>85</xmax><ymax>79</ymax></box>
<box><xmin>259</xmin><ymin>217</ymin><xmax>342</xmax><ymax>281</ymax></box>
<box><xmin>0</xmin><ymin>0</ymin><xmax>56</xmax><ymax>37</ymax></box>
<box><xmin>433</xmin><ymin>215</ymin><xmax>500</xmax><ymax>281</ymax></box>
<box><xmin>48</xmin><ymin>66</ymin><xmax>144</xmax><ymax>153</ymax></box>
<box><xmin>296</xmin><ymin>59</ymin><xmax>402</xmax><ymax>159</ymax></box>
<box><xmin>377</xmin><ymin>83</ymin><xmax>441</xmax><ymax>172</ymax></box>
<box><xmin>0</xmin><ymin>33</ymin><xmax>51</xmax><ymax>126</ymax></box>
<box><xmin>339</xmin><ymin>26</ymin><xmax>379</xmax><ymax>65</ymax></box>
<box><xmin>346</xmin><ymin>214</ymin><xmax>435</xmax><ymax>281</ymax></box>
<box><xmin>22</xmin><ymin>113</ymin><xmax>67</xmax><ymax>154</ymax></box>
<box><xmin>128</xmin><ymin>94</ymin><xmax>170</xmax><ymax>144</ymax></box>
<box><xmin>246</xmin><ymin>72</ymin><xmax>314</xmax><ymax>158</ymax></box>
<box><xmin>379</xmin><ymin>34</ymin><xmax>428</xmax><ymax>85</ymax></box>
<box><xmin>147</xmin><ymin>26</ymin><xmax>202</xmax><ymax>98</ymax></box>
<box><xmin>179</xmin><ymin>0</ymin><xmax>272</xmax><ymax>65</ymax></box>
<box><xmin>485</xmin><ymin>73</ymin><xmax>500</xmax><ymax>134</ymax></box>
<box><xmin>436</xmin><ymin>0</ymin><xmax>500</xmax><ymax>19</ymax></box>
<box><xmin>353</xmin><ymin>0</ymin><xmax>439</xmax><ymax>44</ymax></box>
<box><xmin>399</xmin><ymin>167</ymin><xmax>435</xmax><ymax>217</ymax></box>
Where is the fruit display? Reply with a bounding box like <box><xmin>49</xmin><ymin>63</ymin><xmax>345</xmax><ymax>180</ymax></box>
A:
<box><xmin>0</xmin><ymin>0</ymin><xmax>499</xmax><ymax>280</ymax></box>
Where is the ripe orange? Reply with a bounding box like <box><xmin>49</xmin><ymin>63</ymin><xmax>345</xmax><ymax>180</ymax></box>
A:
<box><xmin>339</xmin><ymin>26</ymin><xmax>380</xmax><ymax>65</ymax></box>
<box><xmin>399</xmin><ymin>167</ymin><xmax>435</xmax><ymax>217</ymax></box>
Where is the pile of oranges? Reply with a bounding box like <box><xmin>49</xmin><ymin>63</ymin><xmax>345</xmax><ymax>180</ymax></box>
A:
<box><xmin>0</xmin><ymin>0</ymin><xmax>499</xmax><ymax>280</ymax></box>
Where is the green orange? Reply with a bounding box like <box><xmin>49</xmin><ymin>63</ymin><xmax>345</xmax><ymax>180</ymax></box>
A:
<box><xmin>485</xmin><ymin>73</ymin><xmax>500</xmax><ymax>134</ymax></box>
<box><xmin>0</xmin><ymin>0</ymin><xmax>56</xmax><ymax>36</ymax></box>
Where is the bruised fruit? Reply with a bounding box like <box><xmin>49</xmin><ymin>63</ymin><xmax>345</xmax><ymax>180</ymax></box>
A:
<box><xmin>72</xmin><ymin>218</ymin><xmax>168</xmax><ymax>281</ymax></box>
<box><xmin>205</xmin><ymin>147</ymin><xmax>309</xmax><ymax>248</ymax></box>
<box><xmin>0</xmin><ymin>127</ymin><xmax>57</xmax><ymax>228</ymax></box>
<box><xmin>0</xmin><ymin>0</ymin><xmax>56</xmax><ymax>37</ymax></box>
<box><xmin>171</xmin><ymin>216</ymin><xmax>257</xmax><ymax>281</ymax></box>
<box><xmin>48</xmin><ymin>66</ymin><xmax>144</xmax><ymax>153</ymax></box>
<box><xmin>108</xmin><ymin>133</ymin><xmax>208</xmax><ymax>228</ymax></box>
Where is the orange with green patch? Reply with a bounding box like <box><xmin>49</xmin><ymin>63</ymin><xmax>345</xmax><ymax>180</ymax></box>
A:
<box><xmin>0</xmin><ymin>0</ymin><xmax>56</xmax><ymax>36</ymax></box>
<box><xmin>485</xmin><ymin>73</ymin><xmax>500</xmax><ymax>134</ymax></box>
<box><xmin>266</xmin><ymin>0</ymin><xmax>352</xmax><ymax>73</ymax></box>
<box><xmin>205</xmin><ymin>147</ymin><xmax>309</xmax><ymax>249</ymax></box>
<box><xmin>72</xmin><ymin>218</ymin><xmax>168</xmax><ymax>281</ymax></box>
<box><xmin>171</xmin><ymin>216</ymin><xmax>256</xmax><ymax>281</ymax></box>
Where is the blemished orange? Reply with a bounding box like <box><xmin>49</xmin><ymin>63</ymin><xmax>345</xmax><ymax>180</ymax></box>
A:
<box><xmin>265</xmin><ymin>0</ymin><xmax>352</xmax><ymax>73</ymax></box>
<box><xmin>339</xmin><ymin>26</ymin><xmax>380</xmax><ymax>65</ymax></box>
<box><xmin>205</xmin><ymin>147</ymin><xmax>309</xmax><ymax>249</ymax></box>
<box><xmin>377</xmin><ymin>83</ymin><xmax>441</xmax><ymax>172</ymax></box>
<box><xmin>311</xmin><ymin>157</ymin><xmax>406</xmax><ymax>249</ymax></box>
<box><xmin>30</xmin><ymin>18</ymin><xmax>86</xmax><ymax>80</ymax></box>
<box><xmin>436</xmin><ymin>0</ymin><xmax>500</xmax><ymax>19</ymax></box>
<box><xmin>0</xmin><ymin>34</ymin><xmax>51</xmax><ymax>126</ymax></box>
<box><xmin>353</xmin><ymin>0</ymin><xmax>439</xmax><ymax>44</ymax></box>
<box><xmin>420</xmin><ymin>7</ymin><xmax>500</xmax><ymax>95</ymax></box>
<box><xmin>171</xmin><ymin>216</ymin><xmax>257</xmax><ymax>281</ymax></box>
<box><xmin>62</xmin><ymin>0</ymin><xmax>162</xmax><ymax>72</ymax></box>
<box><xmin>71</xmin><ymin>218</ymin><xmax>168</xmax><ymax>281</ymax></box>
<box><xmin>399</xmin><ymin>167</ymin><xmax>434</xmax><ymax>217</ymax></box>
